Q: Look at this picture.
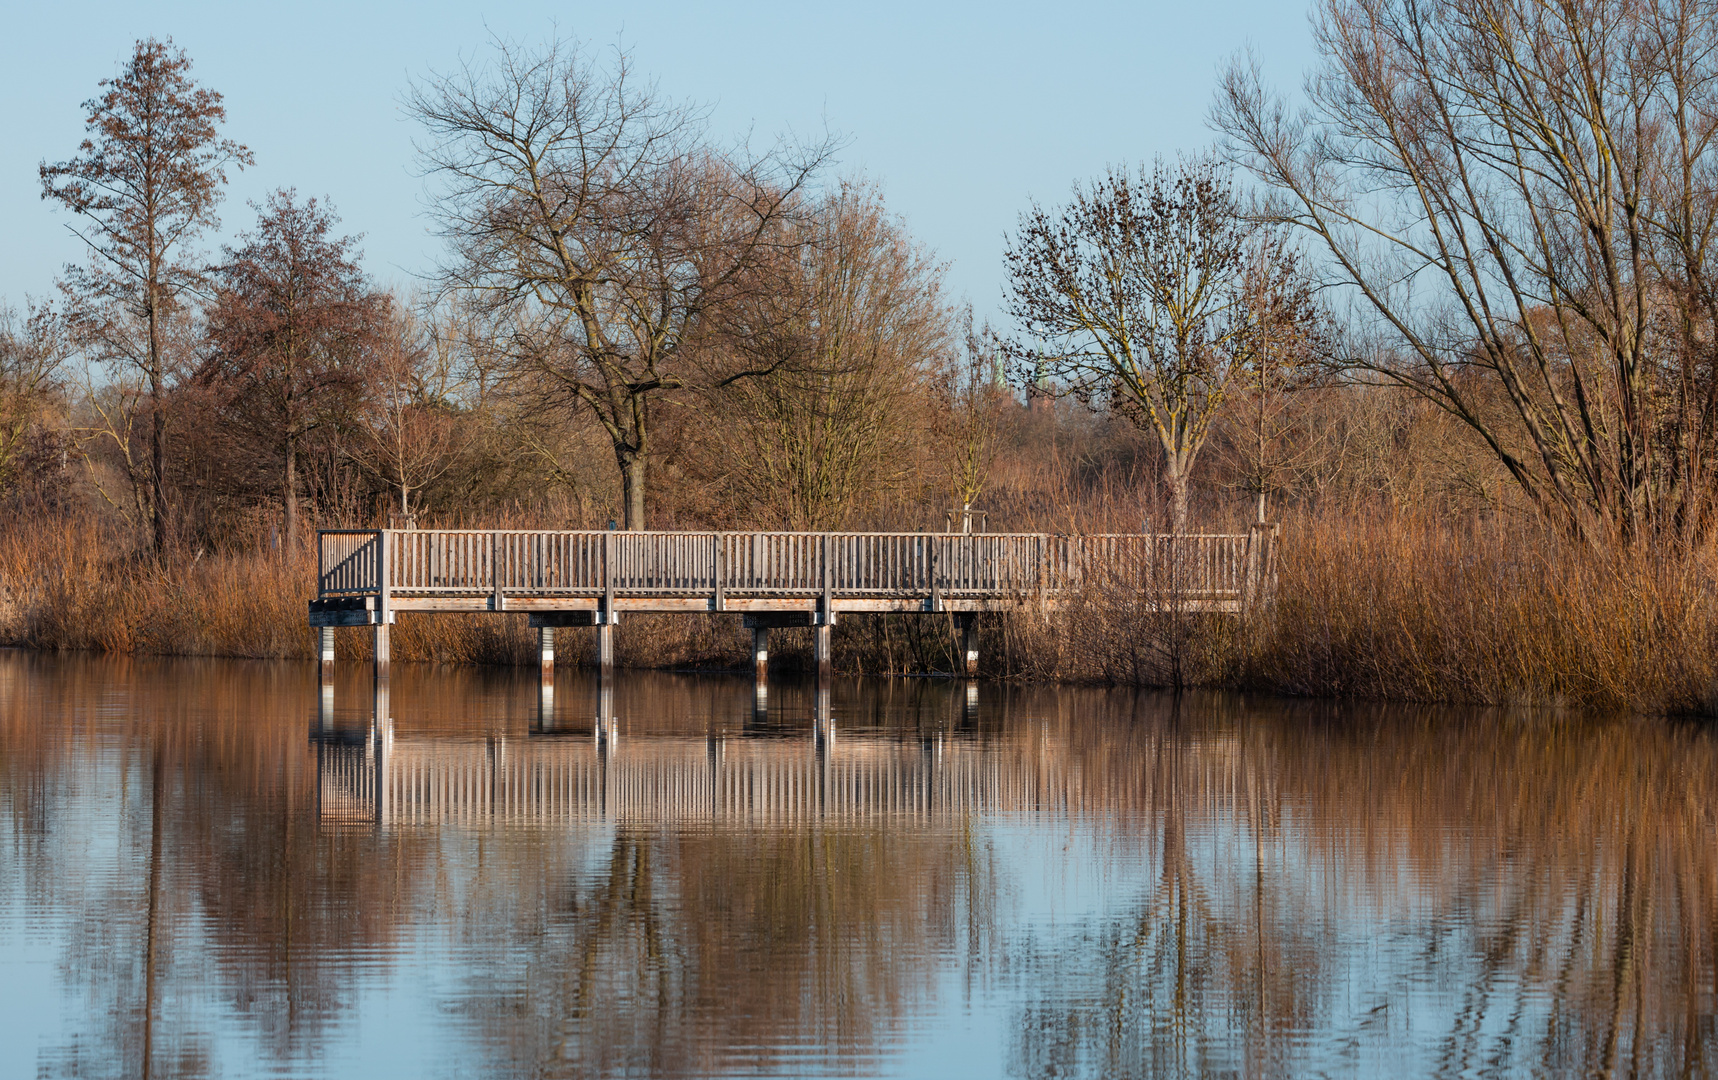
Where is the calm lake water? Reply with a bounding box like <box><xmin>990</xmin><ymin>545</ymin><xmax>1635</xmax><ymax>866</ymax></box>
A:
<box><xmin>3</xmin><ymin>651</ymin><xmax>1716</xmax><ymax>1078</ymax></box>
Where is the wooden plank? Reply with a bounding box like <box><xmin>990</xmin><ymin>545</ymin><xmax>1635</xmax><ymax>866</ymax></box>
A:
<box><xmin>495</xmin><ymin>597</ymin><xmax>600</xmax><ymax>613</ymax></box>
<box><xmin>389</xmin><ymin>596</ymin><xmax>493</xmax><ymax>612</ymax></box>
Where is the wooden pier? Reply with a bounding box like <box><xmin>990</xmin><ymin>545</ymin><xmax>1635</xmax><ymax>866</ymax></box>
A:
<box><xmin>309</xmin><ymin>528</ymin><xmax>1277</xmax><ymax>679</ymax></box>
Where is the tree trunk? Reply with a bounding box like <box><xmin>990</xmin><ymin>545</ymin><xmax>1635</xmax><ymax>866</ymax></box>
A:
<box><xmin>150</xmin><ymin>381</ymin><xmax>167</xmax><ymax>555</ymax></box>
<box><xmin>1164</xmin><ymin>461</ymin><xmax>1190</xmax><ymax>536</ymax></box>
<box><xmin>283</xmin><ymin>434</ymin><xmax>298</xmax><ymax>558</ymax></box>
<box><xmin>620</xmin><ymin>451</ymin><xmax>646</xmax><ymax>530</ymax></box>
<box><xmin>148</xmin><ymin>297</ymin><xmax>167</xmax><ymax>555</ymax></box>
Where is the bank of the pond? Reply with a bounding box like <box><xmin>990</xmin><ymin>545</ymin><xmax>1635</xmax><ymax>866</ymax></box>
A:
<box><xmin>4</xmin><ymin>513</ymin><xmax>1716</xmax><ymax>715</ymax></box>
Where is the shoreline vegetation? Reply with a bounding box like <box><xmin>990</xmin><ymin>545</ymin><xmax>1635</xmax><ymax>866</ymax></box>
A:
<box><xmin>5</xmin><ymin>510</ymin><xmax>1714</xmax><ymax>717</ymax></box>
<box><xmin>12</xmin><ymin>17</ymin><xmax>1718</xmax><ymax>721</ymax></box>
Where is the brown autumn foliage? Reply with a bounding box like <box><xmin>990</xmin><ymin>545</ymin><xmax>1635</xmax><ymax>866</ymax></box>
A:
<box><xmin>198</xmin><ymin>189</ymin><xmax>390</xmax><ymax>552</ymax></box>
<box><xmin>14</xmin><ymin>25</ymin><xmax>1718</xmax><ymax>716</ymax></box>
<box><xmin>7</xmin><ymin>398</ymin><xmax>1718</xmax><ymax>715</ymax></box>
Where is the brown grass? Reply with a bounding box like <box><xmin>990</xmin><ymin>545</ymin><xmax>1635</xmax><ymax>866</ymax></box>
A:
<box><xmin>3</xmin><ymin>510</ymin><xmax>1715</xmax><ymax>714</ymax></box>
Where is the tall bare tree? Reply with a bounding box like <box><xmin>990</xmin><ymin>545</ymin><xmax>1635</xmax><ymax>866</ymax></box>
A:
<box><xmin>1216</xmin><ymin>0</ymin><xmax>1718</xmax><ymax>544</ymax></box>
<box><xmin>409</xmin><ymin>37</ymin><xmax>831</xmax><ymax>529</ymax></box>
<box><xmin>1232</xmin><ymin>240</ymin><xmax>1329</xmax><ymax>522</ymax></box>
<box><xmin>938</xmin><ymin>315</ymin><xmax>1008</xmax><ymax>530</ymax></box>
<box><xmin>40</xmin><ymin>37</ymin><xmax>251</xmax><ymax>552</ymax></box>
<box><xmin>1004</xmin><ymin>159</ymin><xmax>1260</xmax><ymax>534</ymax></box>
<box><xmin>201</xmin><ymin>190</ymin><xmax>386</xmax><ymax>552</ymax></box>
<box><xmin>707</xmin><ymin>182</ymin><xmax>952</xmax><ymax>529</ymax></box>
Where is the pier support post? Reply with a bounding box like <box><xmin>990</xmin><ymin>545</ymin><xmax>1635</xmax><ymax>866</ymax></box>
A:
<box><xmin>814</xmin><ymin>679</ymin><xmax>834</xmax><ymax>752</ymax></box>
<box><xmin>814</xmin><ymin>620</ymin><xmax>833</xmax><ymax>682</ymax></box>
<box><xmin>536</xmin><ymin>680</ymin><xmax>555</xmax><ymax>731</ymax></box>
<box><xmin>596</xmin><ymin>670</ymin><xmax>616</xmax><ymax>748</ymax></box>
<box><xmin>957</xmin><ymin>615</ymin><xmax>979</xmax><ymax>678</ymax></box>
<box><xmin>370</xmin><ymin>692</ymin><xmax>391</xmax><ymax>829</ymax></box>
<box><xmin>538</xmin><ymin>626</ymin><xmax>555</xmax><ymax>685</ymax></box>
<box><xmin>372</xmin><ymin>622</ymin><xmax>390</xmax><ymax>684</ymax></box>
<box><xmin>752</xmin><ymin>626</ymin><xmax>769</xmax><ymax>682</ymax></box>
<box><xmin>319</xmin><ymin>626</ymin><xmax>336</xmax><ymax>681</ymax></box>
<box><xmin>528</xmin><ymin>611</ymin><xmax>617</xmax><ymax>677</ymax></box>
<box><xmin>597</xmin><ymin>621</ymin><xmax>614</xmax><ymax>674</ymax></box>
<box><xmin>752</xmin><ymin>680</ymin><xmax>769</xmax><ymax>728</ymax></box>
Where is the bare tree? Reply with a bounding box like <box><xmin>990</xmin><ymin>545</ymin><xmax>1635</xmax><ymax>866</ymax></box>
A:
<box><xmin>201</xmin><ymin>190</ymin><xmax>386</xmax><ymax>552</ymax></box>
<box><xmin>938</xmin><ymin>314</ymin><xmax>1009</xmax><ymax>531</ymax></box>
<box><xmin>1004</xmin><ymin>159</ymin><xmax>1259</xmax><ymax>534</ymax></box>
<box><xmin>1216</xmin><ymin>0</ymin><xmax>1718</xmax><ymax>544</ymax></box>
<box><xmin>705</xmin><ymin>182</ymin><xmax>952</xmax><ymax>529</ymax></box>
<box><xmin>1232</xmin><ymin>239</ymin><xmax>1329</xmax><ymax>522</ymax></box>
<box><xmin>409</xmin><ymin>37</ymin><xmax>832</xmax><ymax>529</ymax></box>
<box><xmin>40</xmin><ymin>37</ymin><xmax>251</xmax><ymax>552</ymax></box>
<box><xmin>0</xmin><ymin>302</ymin><xmax>71</xmax><ymax>497</ymax></box>
<box><xmin>354</xmin><ymin>306</ymin><xmax>471</xmax><ymax>524</ymax></box>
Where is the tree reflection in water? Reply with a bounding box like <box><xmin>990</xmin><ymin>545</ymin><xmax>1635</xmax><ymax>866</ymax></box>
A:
<box><xmin>1</xmin><ymin>653</ymin><xmax>1715</xmax><ymax>1078</ymax></box>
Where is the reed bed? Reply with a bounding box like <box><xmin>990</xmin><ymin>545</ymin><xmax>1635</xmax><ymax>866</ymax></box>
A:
<box><xmin>3</xmin><ymin>511</ymin><xmax>1716</xmax><ymax>715</ymax></box>
<box><xmin>1247</xmin><ymin>510</ymin><xmax>1718</xmax><ymax>713</ymax></box>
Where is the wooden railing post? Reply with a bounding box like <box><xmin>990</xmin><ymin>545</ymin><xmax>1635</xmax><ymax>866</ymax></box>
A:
<box><xmin>377</xmin><ymin>530</ymin><xmax>391</xmax><ymax>623</ymax></box>
<box><xmin>602</xmin><ymin>530</ymin><xmax>615</xmax><ymax>623</ymax></box>
<box><xmin>373</xmin><ymin>529</ymin><xmax>392</xmax><ymax>686</ymax></box>
<box><xmin>714</xmin><ymin>533</ymin><xmax>725</xmax><ymax>612</ymax></box>
<box><xmin>1241</xmin><ymin>527</ymin><xmax>1258</xmax><ymax>613</ymax></box>
<box><xmin>491</xmin><ymin>532</ymin><xmax>504</xmax><ymax>611</ymax></box>
<box><xmin>820</xmin><ymin>533</ymin><xmax>834</xmax><ymax>624</ymax></box>
<box><xmin>929</xmin><ymin>535</ymin><xmax>942</xmax><ymax>613</ymax></box>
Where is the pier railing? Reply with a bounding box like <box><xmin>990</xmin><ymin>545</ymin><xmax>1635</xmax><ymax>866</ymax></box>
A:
<box><xmin>317</xmin><ymin>529</ymin><xmax>1278</xmax><ymax>612</ymax></box>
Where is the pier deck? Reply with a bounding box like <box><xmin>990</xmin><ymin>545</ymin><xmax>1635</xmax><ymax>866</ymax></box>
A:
<box><xmin>308</xmin><ymin>528</ymin><xmax>1278</xmax><ymax>678</ymax></box>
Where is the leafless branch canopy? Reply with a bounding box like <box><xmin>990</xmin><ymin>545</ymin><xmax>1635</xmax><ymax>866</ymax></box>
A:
<box><xmin>1216</xmin><ymin>0</ymin><xmax>1718</xmax><ymax>543</ymax></box>
<box><xmin>408</xmin><ymin>36</ymin><xmax>835</xmax><ymax>527</ymax></box>
<box><xmin>1004</xmin><ymin>158</ymin><xmax>1290</xmax><ymax>532</ymax></box>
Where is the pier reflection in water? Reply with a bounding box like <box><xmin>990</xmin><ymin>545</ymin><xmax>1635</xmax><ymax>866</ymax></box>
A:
<box><xmin>3</xmin><ymin>653</ymin><xmax>1717</xmax><ymax>1078</ymax></box>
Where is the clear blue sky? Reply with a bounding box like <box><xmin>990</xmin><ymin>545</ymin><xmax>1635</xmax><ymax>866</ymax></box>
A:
<box><xmin>0</xmin><ymin>1</ymin><xmax>1315</xmax><ymax>322</ymax></box>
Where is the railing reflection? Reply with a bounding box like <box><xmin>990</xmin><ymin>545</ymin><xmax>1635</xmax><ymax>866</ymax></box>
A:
<box><xmin>314</xmin><ymin>661</ymin><xmax>1007</xmax><ymax>828</ymax></box>
<box><xmin>313</xmin><ymin>684</ymin><xmax>1066</xmax><ymax>829</ymax></box>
